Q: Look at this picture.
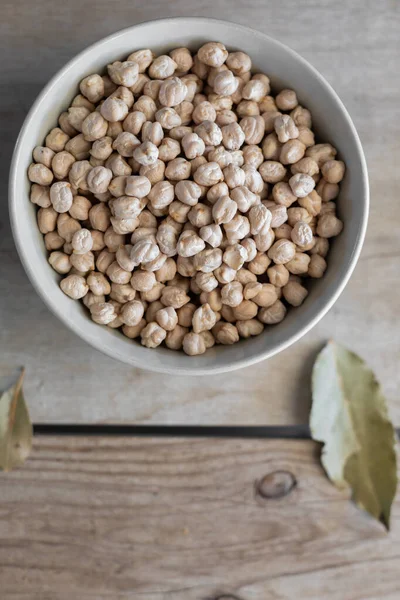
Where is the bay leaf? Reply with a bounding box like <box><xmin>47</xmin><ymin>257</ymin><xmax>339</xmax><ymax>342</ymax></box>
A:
<box><xmin>310</xmin><ymin>341</ymin><xmax>397</xmax><ymax>529</ymax></box>
<box><xmin>0</xmin><ymin>369</ymin><xmax>32</xmax><ymax>472</ymax></box>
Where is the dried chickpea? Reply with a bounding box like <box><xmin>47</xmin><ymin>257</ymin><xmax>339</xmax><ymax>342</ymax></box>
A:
<box><xmin>60</xmin><ymin>274</ymin><xmax>88</xmax><ymax>299</ymax></box>
<box><xmin>267</xmin><ymin>239</ymin><xmax>296</xmax><ymax>264</ymax></box>
<box><xmin>316</xmin><ymin>178</ymin><xmax>339</xmax><ymax>202</ymax></box>
<box><xmin>237</xmin><ymin>319</ymin><xmax>264</xmax><ymax>338</ymax></box>
<box><xmin>213</xmin><ymin>322</ymin><xmax>239</xmax><ymax>345</ymax></box>
<box><xmin>276</xmin><ymin>89</ymin><xmax>298</xmax><ymax>111</ymax></box>
<box><xmin>321</xmin><ymin>160</ymin><xmax>345</xmax><ymax>184</ymax></box>
<box><xmin>48</xmin><ymin>251</ymin><xmax>71</xmax><ymax>274</ymax></box>
<box><xmin>253</xmin><ymin>283</ymin><xmax>278</xmax><ymax>308</ymax></box>
<box><xmin>45</xmin><ymin>128</ymin><xmax>70</xmax><ymax>152</ymax></box>
<box><xmin>192</xmin><ymin>303</ymin><xmax>217</xmax><ymax>333</ymax></box>
<box><xmin>123</xmin><ymin>319</ymin><xmax>147</xmax><ymax>339</ymax></box>
<box><xmin>267</xmin><ymin>264</ymin><xmax>289</xmax><ymax>287</ymax></box>
<box><xmin>282</xmin><ymin>280</ymin><xmax>308</xmax><ymax>306</ymax></box>
<box><xmin>28</xmin><ymin>41</ymin><xmax>347</xmax><ymax>356</ymax></box>
<box><xmin>247</xmin><ymin>252</ymin><xmax>270</xmax><ymax>275</ymax></box>
<box><xmin>258</xmin><ymin>300</ymin><xmax>287</xmax><ymax>324</ymax></box>
<box><xmin>317</xmin><ymin>213</ymin><xmax>343</xmax><ymax>238</ymax></box>
<box><xmin>311</xmin><ymin>237</ymin><xmax>329</xmax><ymax>258</ymax></box>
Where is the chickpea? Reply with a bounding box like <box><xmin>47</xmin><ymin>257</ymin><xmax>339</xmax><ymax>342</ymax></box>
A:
<box><xmin>258</xmin><ymin>299</ymin><xmax>287</xmax><ymax>324</ymax></box>
<box><xmin>311</xmin><ymin>236</ymin><xmax>330</xmax><ymax>258</ymax></box>
<box><xmin>141</xmin><ymin>281</ymin><xmax>164</xmax><ymax>302</ymax></box>
<box><xmin>107</xmin><ymin>60</ymin><xmax>139</xmax><ymax>87</ymax></box>
<box><xmin>164</xmin><ymin>325</ymin><xmax>188</xmax><ymax>350</ymax></box>
<box><xmin>194</xmin><ymin>248</ymin><xmax>223</xmax><ymax>273</ymax></box>
<box><xmin>267</xmin><ymin>239</ymin><xmax>296</xmax><ymax>264</ymax></box>
<box><xmin>247</xmin><ymin>204</ymin><xmax>271</xmax><ymax>235</ymax></box>
<box><xmin>259</xmin><ymin>161</ymin><xmax>286</xmax><ymax>184</ymax></box>
<box><xmin>89</xmin><ymin>203</ymin><xmax>111</xmax><ymax>232</ymax></box>
<box><xmin>28</xmin><ymin>163</ymin><xmax>53</xmax><ymax>186</ymax></box>
<box><xmin>298</xmin><ymin>190</ymin><xmax>322</xmax><ymax>216</ymax></box>
<box><xmin>57</xmin><ymin>213</ymin><xmax>81</xmax><ymax>242</ymax></box>
<box><xmin>123</xmin><ymin>319</ymin><xmax>147</xmax><ymax>339</ymax></box>
<box><xmin>316</xmin><ymin>178</ymin><xmax>339</xmax><ymax>202</ymax></box>
<box><xmin>253</xmin><ymin>283</ymin><xmax>278</xmax><ymax>308</ymax></box>
<box><xmin>48</xmin><ymin>251</ymin><xmax>71</xmax><ymax>274</ymax></box>
<box><xmin>253</xmin><ymin>226</ymin><xmax>275</xmax><ymax>253</ymax></box>
<box><xmin>176</xmin><ymin>230</ymin><xmax>205</xmax><ymax>258</ymax></box>
<box><xmin>192</xmin><ymin>303</ymin><xmax>217</xmax><ymax>333</ymax></box>
<box><xmin>44</xmin><ymin>231</ymin><xmax>64</xmax><ymax>250</ymax></box>
<box><xmin>280</xmin><ymin>139</ymin><xmax>306</xmax><ymax>165</ymax></box>
<box><xmin>194</xmin><ymin>161</ymin><xmax>223</xmax><ymax>186</ymax></box>
<box><xmin>70</xmin><ymin>251</ymin><xmax>95</xmax><ymax>273</ymax></box>
<box><xmin>290</xmin><ymin>105</ymin><xmax>312</xmax><ymax>128</ymax></box>
<box><xmin>60</xmin><ymin>274</ymin><xmax>88</xmax><ymax>299</ymax></box>
<box><xmin>71</xmin><ymin>228</ymin><xmax>93</xmax><ymax>255</ymax></box>
<box><xmin>282</xmin><ymin>281</ymin><xmax>308</xmax><ymax>306</ymax></box>
<box><xmin>247</xmin><ymin>252</ymin><xmax>271</xmax><ymax>276</ymax></box>
<box><xmin>131</xmin><ymin>270</ymin><xmax>156</xmax><ymax>292</ymax></box>
<box><xmin>112</xmin><ymin>132</ymin><xmax>140</xmax><ymax>157</ymax></box>
<box><xmin>287</xmin><ymin>207</ymin><xmax>312</xmax><ymax>227</ymax></box>
<box><xmin>236</xmin><ymin>100</ymin><xmax>259</xmax><ymax>117</ymax></box>
<box><xmin>237</xmin><ymin>319</ymin><xmax>264</xmax><ymax>338</ymax></box>
<box><xmin>221</xmin><ymin>281</ymin><xmax>243</xmax><ymax>308</ymax></box>
<box><xmin>130</xmin><ymin>238</ymin><xmax>160</xmax><ymax>267</ymax></box>
<box><xmin>266</xmin><ymin>264</ymin><xmax>289</xmax><ymax>288</ymax></box>
<box><xmin>276</xmin><ymin>89</ymin><xmax>298</xmax><ymax>111</ymax></box>
<box><xmin>145</xmin><ymin>300</ymin><xmax>164</xmax><ymax>323</ymax></box>
<box><xmin>33</xmin><ymin>146</ymin><xmax>55</xmax><ymax>168</ymax></box>
<box><xmin>142</xmin><ymin>252</ymin><xmax>167</xmax><ymax>273</ymax></box>
<box><xmin>290</xmin><ymin>221</ymin><xmax>314</xmax><ymax>249</ymax></box>
<box><xmin>221</xmin><ymin>122</ymin><xmax>245</xmax><ymax>151</ymax></box>
<box><xmin>321</xmin><ymin>160</ymin><xmax>345</xmax><ymax>184</ymax></box>
<box><xmin>241</xmin><ymin>238</ymin><xmax>257</xmax><ymax>263</ymax></box>
<box><xmin>169</xmin><ymin>47</ymin><xmax>193</xmax><ymax>73</ymax></box>
<box><xmin>28</xmin><ymin>41</ymin><xmax>347</xmax><ymax>356</ymax></box>
<box><xmin>65</xmin><ymin>134</ymin><xmax>91</xmax><ymax>160</ymax></box>
<box><xmin>59</xmin><ymin>111</ymin><xmax>77</xmax><ymax>136</ymax></box>
<box><xmin>110</xmin><ymin>85</ymin><xmax>134</xmax><ymax>108</ymax></box>
<box><xmin>212</xmin><ymin>322</ymin><xmax>239</xmax><ymax>345</ymax></box>
<box><xmin>45</xmin><ymin>127</ymin><xmax>70</xmax><ymax>152</ymax></box>
<box><xmin>286</xmin><ymin>252</ymin><xmax>311</xmax><ymax>275</ymax></box>
<box><xmin>81</xmin><ymin>112</ymin><xmax>107</xmax><ymax>142</ymax></box>
<box><xmin>197</xmin><ymin>42</ymin><xmax>227</xmax><ymax>67</ymax></box>
<box><xmin>316</xmin><ymin>213</ymin><xmax>344</xmax><ymax>238</ymax></box>
<box><xmin>165</xmin><ymin>157</ymin><xmax>191</xmax><ymax>181</ymax></box>
<box><xmin>100</xmin><ymin>96</ymin><xmax>129</xmax><ymax>122</ymax></box>
<box><xmin>289</xmin><ymin>173</ymin><xmax>315</xmax><ymax>198</ymax></box>
<box><xmin>181</xmin><ymin>332</ymin><xmax>205</xmax><ymax>355</ymax></box>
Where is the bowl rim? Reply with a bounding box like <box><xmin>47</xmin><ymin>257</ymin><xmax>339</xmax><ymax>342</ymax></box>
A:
<box><xmin>9</xmin><ymin>17</ymin><xmax>369</xmax><ymax>375</ymax></box>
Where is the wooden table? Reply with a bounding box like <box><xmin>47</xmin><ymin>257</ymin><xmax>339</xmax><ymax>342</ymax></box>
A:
<box><xmin>1</xmin><ymin>1</ymin><xmax>400</xmax><ymax>597</ymax></box>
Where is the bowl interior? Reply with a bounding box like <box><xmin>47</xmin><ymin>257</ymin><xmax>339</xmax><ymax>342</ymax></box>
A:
<box><xmin>10</xmin><ymin>18</ymin><xmax>368</xmax><ymax>374</ymax></box>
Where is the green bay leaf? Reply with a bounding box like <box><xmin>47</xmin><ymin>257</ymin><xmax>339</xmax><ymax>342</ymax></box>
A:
<box><xmin>310</xmin><ymin>341</ymin><xmax>397</xmax><ymax>529</ymax></box>
<box><xmin>0</xmin><ymin>369</ymin><xmax>32</xmax><ymax>472</ymax></box>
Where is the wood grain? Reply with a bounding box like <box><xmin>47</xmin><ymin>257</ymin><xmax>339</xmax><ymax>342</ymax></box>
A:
<box><xmin>1</xmin><ymin>0</ymin><xmax>400</xmax><ymax>424</ymax></box>
<box><xmin>1</xmin><ymin>436</ymin><xmax>399</xmax><ymax>599</ymax></box>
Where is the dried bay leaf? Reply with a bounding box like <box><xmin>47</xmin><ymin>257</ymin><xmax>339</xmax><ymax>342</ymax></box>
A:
<box><xmin>0</xmin><ymin>369</ymin><xmax>32</xmax><ymax>472</ymax></box>
<box><xmin>310</xmin><ymin>341</ymin><xmax>397</xmax><ymax>529</ymax></box>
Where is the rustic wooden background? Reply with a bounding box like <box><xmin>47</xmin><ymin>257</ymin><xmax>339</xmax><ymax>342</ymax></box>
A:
<box><xmin>1</xmin><ymin>1</ymin><xmax>400</xmax><ymax>597</ymax></box>
<box><xmin>1</xmin><ymin>0</ymin><xmax>400</xmax><ymax>425</ymax></box>
<box><xmin>2</xmin><ymin>436</ymin><xmax>400</xmax><ymax>599</ymax></box>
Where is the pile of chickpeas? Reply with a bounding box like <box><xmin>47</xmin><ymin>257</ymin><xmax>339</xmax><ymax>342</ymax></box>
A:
<box><xmin>28</xmin><ymin>42</ymin><xmax>345</xmax><ymax>356</ymax></box>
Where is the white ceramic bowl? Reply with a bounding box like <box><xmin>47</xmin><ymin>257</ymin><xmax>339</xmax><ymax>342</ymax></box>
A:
<box><xmin>9</xmin><ymin>17</ymin><xmax>369</xmax><ymax>375</ymax></box>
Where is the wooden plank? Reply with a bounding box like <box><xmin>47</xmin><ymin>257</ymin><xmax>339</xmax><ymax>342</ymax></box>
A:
<box><xmin>1</xmin><ymin>436</ymin><xmax>399</xmax><ymax>599</ymax></box>
<box><xmin>1</xmin><ymin>0</ymin><xmax>399</xmax><ymax>424</ymax></box>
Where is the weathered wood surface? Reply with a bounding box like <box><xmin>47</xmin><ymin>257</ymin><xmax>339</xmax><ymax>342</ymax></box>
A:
<box><xmin>1</xmin><ymin>436</ymin><xmax>399</xmax><ymax>599</ymax></box>
<box><xmin>1</xmin><ymin>0</ymin><xmax>400</xmax><ymax>424</ymax></box>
